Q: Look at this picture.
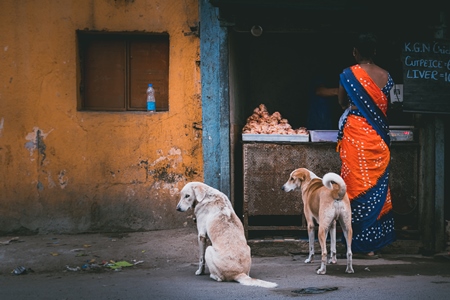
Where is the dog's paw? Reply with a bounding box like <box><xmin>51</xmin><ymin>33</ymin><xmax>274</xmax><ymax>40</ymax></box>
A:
<box><xmin>316</xmin><ymin>268</ymin><xmax>326</xmax><ymax>275</ymax></box>
<box><xmin>210</xmin><ymin>274</ymin><xmax>222</xmax><ymax>282</ymax></box>
<box><xmin>304</xmin><ymin>258</ymin><xmax>313</xmax><ymax>264</ymax></box>
<box><xmin>345</xmin><ymin>267</ymin><xmax>354</xmax><ymax>274</ymax></box>
<box><xmin>195</xmin><ymin>269</ymin><xmax>204</xmax><ymax>276</ymax></box>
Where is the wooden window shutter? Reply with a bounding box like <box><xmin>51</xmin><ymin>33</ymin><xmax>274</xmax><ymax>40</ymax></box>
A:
<box><xmin>129</xmin><ymin>36</ymin><xmax>169</xmax><ymax>111</ymax></box>
<box><xmin>78</xmin><ymin>31</ymin><xmax>169</xmax><ymax>112</ymax></box>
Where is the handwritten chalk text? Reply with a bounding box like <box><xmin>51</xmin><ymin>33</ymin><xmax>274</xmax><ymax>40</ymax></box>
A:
<box><xmin>404</xmin><ymin>42</ymin><xmax>450</xmax><ymax>55</ymax></box>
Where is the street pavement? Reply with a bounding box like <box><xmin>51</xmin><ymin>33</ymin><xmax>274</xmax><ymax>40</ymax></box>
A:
<box><xmin>1</xmin><ymin>227</ymin><xmax>450</xmax><ymax>299</ymax></box>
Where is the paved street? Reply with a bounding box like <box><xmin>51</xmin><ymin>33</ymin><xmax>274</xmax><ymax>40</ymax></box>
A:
<box><xmin>1</xmin><ymin>227</ymin><xmax>450</xmax><ymax>299</ymax></box>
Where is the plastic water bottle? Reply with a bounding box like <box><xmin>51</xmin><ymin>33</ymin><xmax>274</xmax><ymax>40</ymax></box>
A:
<box><xmin>146</xmin><ymin>84</ymin><xmax>156</xmax><ymax>111</ymax></box>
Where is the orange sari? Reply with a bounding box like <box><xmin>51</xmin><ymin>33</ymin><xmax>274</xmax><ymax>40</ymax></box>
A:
<box><xmin>338</xmin><ymin>65</ymin><xmax>396</xmax><ymax>253</ymax></box>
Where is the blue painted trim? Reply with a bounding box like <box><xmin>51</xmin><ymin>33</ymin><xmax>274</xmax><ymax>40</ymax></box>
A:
<box><xmin>199</xmin><ymin>0</ymin><xmax>230</xmax><ymax>196</ymax></box>
<box><xmin>435</xmin><ymin>117</ymin><xmax>445</xmax><ymax>251</ymax></box>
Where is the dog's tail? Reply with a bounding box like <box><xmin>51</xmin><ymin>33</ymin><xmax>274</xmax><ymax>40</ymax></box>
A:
<box><xmin>234</xmin><ymin>273</ymin><xmax>278</xmax><ymax>288</ymax></box>
<box><xmin>322</xmin><ymin>172</ymin><xmax>347</xmax><ymax>200</ymax></box>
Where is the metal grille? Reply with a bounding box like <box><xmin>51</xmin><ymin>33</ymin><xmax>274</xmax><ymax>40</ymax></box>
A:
<box><xmin>243</xmin><ymin>142</ymin><xmax>342</xmax><ymax>237</ymax></box>
<box><xmin>242</xmin><ymin>142</ymin><xmax>419</xmax><ymax>238</ymax></box>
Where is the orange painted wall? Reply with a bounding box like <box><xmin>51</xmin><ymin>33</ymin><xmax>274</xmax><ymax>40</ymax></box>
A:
<box><xmin>0</xmin><ymin>0</ymin><xmax>202</xmax><ymax>234</ymax></box>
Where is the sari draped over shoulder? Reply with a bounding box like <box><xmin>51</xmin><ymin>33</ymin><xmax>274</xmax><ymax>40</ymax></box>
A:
<box><xmin>338</xmin><ymin>65</ymin><xmax>396</xmax><ymax>253</ymax></box>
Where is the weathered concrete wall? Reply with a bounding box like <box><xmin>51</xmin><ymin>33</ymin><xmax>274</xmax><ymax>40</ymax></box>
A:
<box><xmin>0</xmin><ymin>0</ymin><xmax>202</xmax><ymax>234</ymax></box>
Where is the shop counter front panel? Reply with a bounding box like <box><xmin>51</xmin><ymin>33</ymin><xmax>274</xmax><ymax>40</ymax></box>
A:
<box><xmin>242</xmin><ymin>142</ymin><xmax>419</xmax><ymax>239</ymax></box>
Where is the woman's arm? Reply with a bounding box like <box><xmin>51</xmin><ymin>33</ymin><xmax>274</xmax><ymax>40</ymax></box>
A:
<box><xmin>315</xmin><ymin>86</ymin><xmax>338</xmax><ymax>97</ymax></box>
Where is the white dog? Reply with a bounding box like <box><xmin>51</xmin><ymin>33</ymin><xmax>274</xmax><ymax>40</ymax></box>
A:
<box><xmin>282</xmin><ymin>168</ymin><xmax>354</xmax><ymax>275</ymax></box>
<box><xmin>176</xmin><ymin>181</ymin><xmax>277</xmax><ymax>288</ymax></box>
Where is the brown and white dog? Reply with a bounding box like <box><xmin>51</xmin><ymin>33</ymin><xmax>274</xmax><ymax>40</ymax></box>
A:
<box><xmin>176</xmin><ymin>182</ymin><xmax>278</xmax><ymax>288</ymax></box>
<box><xmin>282</xmin><ymin>168</ymin><xmax>354</xmax><ymax>275</ymax></box>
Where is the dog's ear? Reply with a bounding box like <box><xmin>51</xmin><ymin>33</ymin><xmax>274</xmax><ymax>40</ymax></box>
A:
<box><xmin>192</xmin><ymin>184</ymin><xmax>207</xmax><ymax>202</ymax></box>
<box><xmin>293</xmin><ymin>169</ymin><xmax>307</xmax><ymax>182</ymax></box>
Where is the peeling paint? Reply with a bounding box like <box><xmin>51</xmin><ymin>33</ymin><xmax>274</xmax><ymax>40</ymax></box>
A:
<box><xmin>25</xmin><ymin>127</ymin><xmax>53</xmax><ymax>158</ymax></box>
<box><xmin>150</xmin><ymin>147</ymin><xmax>183</xmax><ymax>168</ymax></box>
<box><xmin>58</xmin><ymin>170</ymin><xmax>68</xmax><ymax>189</ymax></box>
<box><xmin>138</xmin><ymin>160</ymin><xmax>149</xmax><ymax>180</ymax></box>
<box><xmin>146</xmin><ymin>147</ymin><xmax>199</xmax><ymax>190</ymax></box>
<box><xmin>47</xmin><ymin>171</ymin><xmax>56</xmax><ymax>188</ymax></box>
<box><xmin>162</xmin><ymin>183</ymin><xmax>179</xmax><ymax>197</ymax></box>
<box><xmin>37</xmin><ymin>181</ymin><xmax>44</xmax><ymax>191</ymax></box>
<box><xmin>150</xmin><ymin>155</ymin><xmax>167</xmax><ymax>166</ymax></box>
<box><xmin>125</xmin><ymin>186</ymin><xmax>136</xmax><ymax>199</ymax></box>
<box><xmin>168</xmin><ymin>147</ymin><xmax>181</xmax><ymax>156</ymax></box>
<box><xmin>148</xmin><ymin>147</ymin><xmax>186</xmax><ymax>184</ymax></box>
<box><xmin>152</xmin><ymin>180</ymin><xmax>181</xmax><ymax>197</ymax></box>
<box><xmin>0</xmin><ymin>117</ymin><xmax>4</xmax><ymax>137</ymax></box>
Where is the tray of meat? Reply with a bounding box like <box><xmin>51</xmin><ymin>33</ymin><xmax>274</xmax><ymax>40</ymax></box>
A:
<box><xmin>241</xmin><ymin>104</ymin><xmax>309</xmax><ymax>142</ymax></box>
<box><xmin>242</xmin><ymin>133</ymin><xmax>309</xmax><ymax>142</ymax></box>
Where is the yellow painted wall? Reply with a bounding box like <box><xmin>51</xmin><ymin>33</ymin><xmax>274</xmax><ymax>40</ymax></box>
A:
<box><xmin>0</xmin><ymin>0</ymin><xmax>202</xmax><ymax>234</ymax></box>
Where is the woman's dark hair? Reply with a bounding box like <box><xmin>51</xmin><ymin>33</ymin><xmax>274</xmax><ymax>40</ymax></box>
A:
<box><xmin>354</xmin><ymin>33</ymin><xmax>377</xmax><ymax>59</ymax></box>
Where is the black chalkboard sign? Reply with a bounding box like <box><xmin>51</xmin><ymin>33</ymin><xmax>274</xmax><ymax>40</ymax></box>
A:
<box><xmin>401</xmin><ymin>40</ymin><xmax>450</xmax><ymax>114</ymax></box>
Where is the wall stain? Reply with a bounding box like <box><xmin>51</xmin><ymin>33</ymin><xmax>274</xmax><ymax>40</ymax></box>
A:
<box><xmin>147</xmin><ymin>147</ymin><xmax>186</xmax><ymax>185</ymax></box>
<box><xmin>108</xmin><ymin>0</ymin><xmax>135</xmax><ymax>8</ymax></box>
<box><xmin>0</xmin><ymin>145</ymin><xmax>13</xmax><ymax>165</ymax></box>
<box><xmin>58</xmin><ymin>170</ymin><xmax>68</xmax><ymax>189</ymax></box>
<box><xmin>46</xmin><ymin>170</ymin><xmax>56</xmax><ymax>188</ymax></box>
<box><xmin>184</xmin><ymin>166</ymin><xmax>198</xmax><ymax>178</ymax></box>
<box><xmin>36</xmin><ymin>130</ymin><xmax>47</xmax><ymax>166</ymax></box>
<box><xmin>149</xmin><ymin>164</ymin><xmax>183</xmax><ymax>183</ymax></box>
<box><xmin>25</xmin><ymin>127</ymin><xmax>53</xmax><ymax>164</ymax></box>
<box><xmin>139</xmin><ymin>159</ymin><xmax>149</xmax><ymax>180</ymax></box>
<box><xmin>0</xmin><ymin>117</ymin><xmax>4</xmax><ymax>137</ymax></box>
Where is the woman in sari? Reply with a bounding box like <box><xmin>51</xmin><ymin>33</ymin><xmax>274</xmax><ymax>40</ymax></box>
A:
<box><xmin>337</xmin><ymin>33</ymin><xmax>396</xmax><ymax>256</ymax></box>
